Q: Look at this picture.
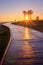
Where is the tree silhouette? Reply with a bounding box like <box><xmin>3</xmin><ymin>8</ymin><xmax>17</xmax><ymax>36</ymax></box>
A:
<box><xmin>36</xmin><ymin>16</ymin><xmax>39</xmax><ymax>25</ymax></box>
<box><xmin>23</xmin><ymin>11</ymin><xmax>26</xmax><ymax>21</ymax></box>
<box><xmin>36</xmin><ymin>16</ymin><xmax>39</xmax><ymax>21</ymax></box>
<box><xmin>28</xmin><ymin>10</ymin><xmax>33</xmax><ymax>20</ymax></box>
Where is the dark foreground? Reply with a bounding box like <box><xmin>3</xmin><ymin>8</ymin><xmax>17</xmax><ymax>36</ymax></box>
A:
<box><xmin>0</xmin><ymin>25</ymin><xmax>10</xmax><ymax>62</ymax></box>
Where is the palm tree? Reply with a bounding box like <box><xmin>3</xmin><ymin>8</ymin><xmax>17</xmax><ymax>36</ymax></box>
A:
<box><xmin>36</xmin><ymin>16</ymin><xmax>39</xmax><ymax>24</ymax></box>
<box><xmin>23</xmin><ymin>11</ymin><xmax>26</xmax><ymax>21</ymax></box>
<box><xmin>36</xmin><ymin>16</ymin><xmax>39</xmax><ymax>21</ymax></box>
<box><xmin>28</xmin><ymin>10</ymin><xmax>33</xmax><ymax>20</ymax></box>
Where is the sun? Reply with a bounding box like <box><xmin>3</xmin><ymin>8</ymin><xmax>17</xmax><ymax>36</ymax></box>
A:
<box><xmin>25</xmin><ymin>15</ymin><xmax>28</xmax><ymax>20</ymax></box>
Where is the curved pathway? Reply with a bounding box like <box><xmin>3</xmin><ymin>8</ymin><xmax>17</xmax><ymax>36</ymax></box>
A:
<box><xmin>3</xmin><ymin>23</ymin><xmax>43</xmax><ymax>65</ymax></box>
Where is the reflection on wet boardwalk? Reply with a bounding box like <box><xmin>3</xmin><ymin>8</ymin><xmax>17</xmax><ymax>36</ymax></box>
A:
<box><xmin>4</xmin><ymin>40</ymin><xmax>43</xmax><ymax>65</ymax></box>
<box><xmin>3</xmin><ymin>23</ymin><xmax>43</xmax><ymax>65</ymax></box>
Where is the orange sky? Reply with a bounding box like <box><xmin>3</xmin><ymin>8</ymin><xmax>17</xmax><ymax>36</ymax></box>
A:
<box><xmin>0</xmin><ymin>0</ymin><xmax>43</xmax><ymax>22</ymax></box>
<box><xmin>0</xmin><ymin>13</ymin><xmax>43</xmax><ymax>22</ymax></box>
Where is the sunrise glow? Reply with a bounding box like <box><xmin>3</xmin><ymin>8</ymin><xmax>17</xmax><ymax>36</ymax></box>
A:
<box><xmin>0</xmin><ymin>0</ymin><xmax>43</xmax><ymax>22</ymax></box>
<box><xmin>25</xmin><ymin>15</ymin><xmax>29</xmax><ymax>20</ymax></box>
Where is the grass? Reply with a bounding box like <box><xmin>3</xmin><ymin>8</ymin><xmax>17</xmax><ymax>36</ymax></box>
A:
<box><xmin>28</xmin><ymin>20</ymin><xmax>43</xmax><ymax>33</ymax></box>
<box><xmin>0</xmin><ymin>25</ymin><xmax>10</xmax><ymax>61</ymax></box>
<box><xmin>12</xmin><ymin>20</ymin><xmax>43</xmax><ymax>33</ymax></box>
